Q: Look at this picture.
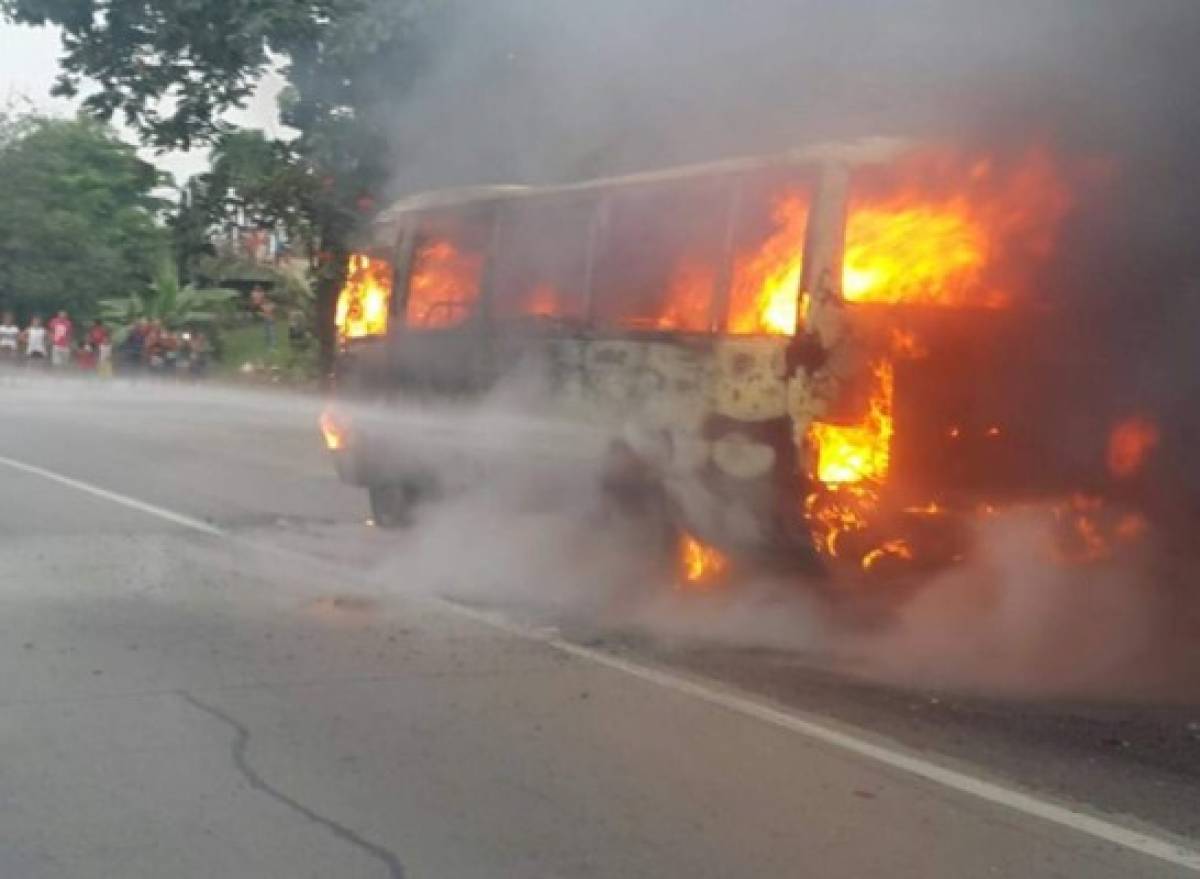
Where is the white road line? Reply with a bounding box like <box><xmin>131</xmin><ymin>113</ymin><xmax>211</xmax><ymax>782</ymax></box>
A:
<box><xmin>3</xmin><ymin>453</ymin><xmax>1198</xmax><ymax>871</ymax></box>
<box><xmin>434</xmin><ymin>604</ymin><xmax>1200</xmax><ymax>872</ymax></box>
<box><xmin>0</xmin><ymin>454</ymin><xmax>225</xmax><ymax>537</ymax></box>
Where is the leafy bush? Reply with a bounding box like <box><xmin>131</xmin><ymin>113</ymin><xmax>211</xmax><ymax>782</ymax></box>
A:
<box><xmin>99</xmin><ymin>261</ymin><xmax>239</xmax><ymax>342</ymax></box>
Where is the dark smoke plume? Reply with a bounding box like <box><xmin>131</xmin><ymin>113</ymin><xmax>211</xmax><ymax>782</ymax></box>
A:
<box><xmin>367</xmin><ymin>0</ymin><xmax>1200</xmax><ymax>512</ymax></box>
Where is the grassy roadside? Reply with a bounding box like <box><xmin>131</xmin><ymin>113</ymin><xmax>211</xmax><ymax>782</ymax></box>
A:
<box><xmin>216</xmin><ymin>319</ymin><xmax>319</xmax><ymax>386</ymax></box>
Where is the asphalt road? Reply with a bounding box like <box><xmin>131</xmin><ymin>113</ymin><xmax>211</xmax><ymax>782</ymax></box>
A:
<box><xmin>1</xmin><ymin>375</ymin><xmax>1198</xmax><ymax>878</ymax></box>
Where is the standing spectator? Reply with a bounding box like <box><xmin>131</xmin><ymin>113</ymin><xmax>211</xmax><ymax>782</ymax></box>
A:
<box><xmin>48</xmin><ymin>310</ymin><xmax>73</xmax><ymax>367</ymax></box>
<box><xmin>88</xmin><ymin>320</ymin><xmax>113</xmax><ymax>377</ymax></box>
<box><xmin>0</xmin><ymin>311</ymin><xmax>19</xmax><ymax>362</ymax></box>
<box><xmin>174</xmin><ymin>332</ymin><xmax>193</xmax><ymax>377</ymax></box>
<box><xmin>161</xmin><ymin>329</ymin><xmax>180</xmax><ymax>373</ymax></box>
<box><xmin>251</xmin><ymin>285</ymin><xmax>276</xmax><ymax>351</ymax></box>
<box><xmin>262</xmin><ymin>297</ymin><xmax>277</xmax><ymax>350</ymax></box>
<box><xmin>121</xmin><ymin>319</ymin><xmax>148</xmax><ymax>372</ymax></box>
<box><xmin>23</xmin><ymin>315</ymin><xmax>48</xmax><ymax>363</ymax></box>
<box><xmin>75</xmin><ymin>319</ymin><xmax>108</xmax><ymax>372</ymax></box>
<box><xmin>86</xmin><ymin>320</ymin><xmax>109</xmax><ymax>359</ymax></box>
<box><xmin>144</xmin><ymin>320</ymin><xmax>166</xmax><ymax>372</ymax></box>
<box><xmin>97</xmin><ymin>335</ymin><xmax>114</xmax><ymax>378</ymax></box>
<box><xmin>189</xmin><ymin>331</ymin><xmax>211</xmax><ymax>378</ymax></box>
<box><xmin>288</xmin><ymin>309</ymin><xmax>309</xmax><ymax>348</ymax></box>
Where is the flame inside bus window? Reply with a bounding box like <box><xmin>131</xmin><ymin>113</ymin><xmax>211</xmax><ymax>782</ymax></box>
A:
<box><xmin>335</xmin><ymin>253</ymin><xmax>392</xmax><ymax>341</ymax></box>
<box><xmin>810</xmin><ymin>360</ymin><xmax>895</xmax><ymax>485</ymax></box>
<box><xmin>727</xmin><ymin>183</ymin><xmax>810</xmax><ymax>335</ymax></box>
<box><xmin>842</xmin><ymin>147</ymin><xmax>1074</xmax><ymax>308</ymax></box>
<box><xmin>592</xmin><ymin>182</ymin><xmax>726</xmax><ymax>333</ymax></box>
<box><xmin>492</xmin><ymin>197</ymin><xmax>593</xmax><ymax>324</ymax></box>
<box><xmin>405</xmin><ymin>212</ymin><xmax>488</xmax><ymax>329</ymax></box>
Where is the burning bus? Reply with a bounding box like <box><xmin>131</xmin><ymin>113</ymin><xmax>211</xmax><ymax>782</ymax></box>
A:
<box><xmin>323</xmin><ymin>138</ymin><xmax>1153</xmax><ymax>588</ymax></box>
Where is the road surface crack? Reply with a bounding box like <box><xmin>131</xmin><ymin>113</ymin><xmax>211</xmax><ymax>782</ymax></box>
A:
<box><xmin>178</xmin><ymin>690</ymin><xmax>405</xmax><ymax>878</ymax></box>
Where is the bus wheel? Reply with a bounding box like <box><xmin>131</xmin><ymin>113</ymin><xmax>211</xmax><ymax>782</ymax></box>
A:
<box><xmin>368</xmin><ymin>483</ymin><xmax>413</xmax><ymax>529</ymax></box>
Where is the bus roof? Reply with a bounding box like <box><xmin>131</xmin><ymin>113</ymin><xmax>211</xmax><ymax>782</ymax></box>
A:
<box><xmin>374</xmin><ymin>136</ymin><xmax>914</xmax><ymax>226</ymax></box>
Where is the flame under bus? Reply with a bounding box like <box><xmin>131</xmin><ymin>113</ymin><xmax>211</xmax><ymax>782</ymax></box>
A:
<box><xmin>327</xmin><ymin>139</ymin><xmax>1148</xmax><ymax>584</ymax></box>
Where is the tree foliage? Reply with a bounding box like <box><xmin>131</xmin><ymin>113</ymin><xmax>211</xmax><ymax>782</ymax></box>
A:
<box><xmin>98</xmin><ymin>259</ymin><xmax>238</xmax><ymax>340</ymax></box>
<box><xmin>169</xmin><ymin>128</ymin><xmax>317</xmax><ymax>283</ymax></box>
<box><xmin>0</xmin><ymin>114</ymin><xmax>168</xmax><ymax>319</ymax></box>
<box><xmin>3</xmin><ymin>0</ymin><xmax>451</xmax><ymax>368</ymax></box>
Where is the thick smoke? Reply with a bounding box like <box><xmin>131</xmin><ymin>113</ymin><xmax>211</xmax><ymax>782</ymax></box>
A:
<box><xmin>844</xmin><ymin>510</ymin><xmax>1200</xmax><ymax>700</ymax></box>
<box><xmin>366</xmin><ymin>418</ymin><xmax>1200</xmax><ymax>700</ymax></box>
<box><xmin>329</xmin><ymin>2</ymin><xmax>1200</xmax><ymax>697</ymax></box>
<box><xmin>371</xmin><ymin>0</ymin><xmax>1200</xmax><ymax>496</ymax></box>
<box><xmin>374</xmin><ymin>0</ymin><xmax>1200</xmax><ymax>341</ymax></box>
<box><xmin>380</xmin><ymin>1</ymin><xmax>1200</xmax><ymax>187</ymax></box>
<box><xmin>8</xmin><ymin>369</ymin><xmax>1196</xmax><ymax>699</ymax></box>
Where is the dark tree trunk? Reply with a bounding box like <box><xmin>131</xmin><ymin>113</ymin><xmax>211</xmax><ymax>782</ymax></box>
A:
<box><xmin>313</xmin><ymin>231</ymin><xmax>348</xmax><ymax>386</ymax></box>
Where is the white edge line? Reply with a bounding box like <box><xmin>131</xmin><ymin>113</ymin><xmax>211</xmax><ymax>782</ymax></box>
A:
<box><xmin>0</xmin><ymin>455</ymin><xmax>225</xmax><ymax>537</ymax></box>
<box><xmin>3</xmin><ymin>452</ymin><xmax>1197</xmax><ymax>872</ymax></box>
<box><xmin>437</xmin><ymin>599</ymin><xmax>1200</xmax><ymax>873</ymax></box>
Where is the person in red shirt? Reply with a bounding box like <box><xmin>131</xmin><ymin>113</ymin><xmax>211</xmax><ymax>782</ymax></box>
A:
<box><xmin>87</xmin><ymin>320</ymin><xmax>109</xmax><ymax>352</ymax></box>
<box><xmin>48</xmin><ymin>310</ymin><xmax>73</xmax><ymax>368</ymax></box>
<box><xmin>77</xmin><ymin>320</ymin><xmax>109</xmax><ymax>371</ymax></box>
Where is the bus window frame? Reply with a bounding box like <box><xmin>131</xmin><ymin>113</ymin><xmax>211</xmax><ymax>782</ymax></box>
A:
<box><xmin>395</xmin><ymin>205</ymin><xmax>499</xmax><ymax>334</ymax></box>
<box><xmin>711</xmin><ymin>176</ymin><xmax>743</xmax><ymax>334</ymax></box>
<box><xmin>390</xmin><ymin>217</ymin><xmax>415</xmax><ymax>322</ymax></box>
<box><xmin>377</xmin><ymin>159</ymin><xmax>845</xmax><ymax>343</ymax></box>
<box><xmin>585</xmin><ymin>177</ymin><xmax>738</xmax><ymax>339</ymax></box>
<box><xmin>800</xmin><ymin>162</ymin><xmax>850</xmax><ymax>327</ymax></box>
<box><xmin>488</xmin><ymin>192</ymin><xmax>600</xmax><ymax>333</ymax></box>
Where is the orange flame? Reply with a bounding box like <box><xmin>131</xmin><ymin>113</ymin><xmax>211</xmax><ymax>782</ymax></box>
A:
<box><xmin>522</xmin><ymin>282</ymin><xmax>563</xmax><ymax>317</ymax></box>
<box><xmin>1053</xmin><ymin>495</ymin><xmax>1147</xmax><ymax>564</ymax></box>
<box><xmin>618</xmin><ymin>147</ymin><xmax>1076</xmax><ymax>336</ymax></box>
<box><xmin>728</xmin><ymin>191</ymin><xmax>810</xmax><ymax>334</ymax></box>
<box><xmin>647</xmin><ymin>190</ymin><xmax>809</xmax><ymax>335</ymax></box>
<box><xmin>844</xmin><ymin>147</ymin><xmax>1074</xmax><ymax>307</ymax></box>
<box><xmin>678</xmin><ymin>532</ymin><xmax>729</xmax><ymax>589</ymax></box>
<box><xmin>335</xmin><ymin>253</ymin><xmax>392</xmax><ymax>340</ymax></box>
<box><xmin>1107</xmin><ymin>416</ymin><xmax>1159</xmax><ymax>479</ymax></box>
<box><xmin>406</xmin><ymin>239</ymin><xmax>483</xmax><ymax>329</ymax></box>
<box><xmin>659</xmin><ymin>259</ymin><xmax>717</xmax><ymax>331</ymax></box>
<box><xmin>805</xmin><ymin>486</ymin><xmax>875</xmax><ymax>558</ymax></box>
<box><xmin>810</xmin><ymin>361</ymin><xmax>895</xmax><ymax>485</ymax></box>
<box><xmin>889</xmin><ymin>328</ymin><xmax>927</xmax><ymax>359</ymax></box>
<box><xmin>802</xmin><ymin>146</ymin><xmax>1088</xmax><ymax>571</ymax></box>
<box><xmin>861</xmin><ymin>538</ymin><xmax>914</xmax><ymax>572</ymax></box>
<box><xmin>319</xmin><ymin>409</ymin><xmax>348</xmax><ymax>452</ymax></box>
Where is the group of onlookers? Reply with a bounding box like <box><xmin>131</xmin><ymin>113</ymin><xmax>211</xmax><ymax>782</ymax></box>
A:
<box><xmin>0</xmin><ymin>310</ymin><xmax>112</xmax><ymax>374</ymax></box>
<box><xmin>0</xmin><ymin>310</ymin><xmax>211</xmax><ymax>378</ymax></box>
<box><xmin>116</xmin><ymin>318</ymin><xmax>212</xmax><ymax>377</ymax></box>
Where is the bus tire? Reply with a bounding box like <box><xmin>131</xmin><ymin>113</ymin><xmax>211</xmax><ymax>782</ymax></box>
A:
<box><xmin>368</xmin><ymin>483</ymin><xmax>413</xmax><ymax>529</ymax></box>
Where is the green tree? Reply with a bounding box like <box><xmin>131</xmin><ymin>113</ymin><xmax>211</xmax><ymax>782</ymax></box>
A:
<box><xmin>0</xmin><ymin>114</ymin><xmax>169</xmax><ymax>320</ymax></box>
<box><xmin>3</xmin><ymin>0</ymin><xmax>450</xmax><ymax>371</ymax></box>
<box><xmin>98</xmin><ymin>260</ymin><xmax>238</xmax><ymax>341</ymax></box>
<box><xmin>169</xmin><ymin>129</ymin><xmax>317</xmax><ymax>285</ymax></box>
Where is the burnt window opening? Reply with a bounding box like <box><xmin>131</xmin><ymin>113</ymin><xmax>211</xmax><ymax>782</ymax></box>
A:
<box><xmin>726</xmin><ymin>172</ymin><xmax>812</xmax><ymax>336</ymax></box>
<box><xmin>591</xmin><ymin>181</ymin><xmax>730</xmax><ymax>334</ymax></box>
<box><xmin>404</xmin><ymin>210</ymin><xmax>490</xmax><ymax>330</ymax></box>
<box><xmin>491</xmin><ymin>196</ymin><xmax>596</xmax><ymax>329</ymax></box>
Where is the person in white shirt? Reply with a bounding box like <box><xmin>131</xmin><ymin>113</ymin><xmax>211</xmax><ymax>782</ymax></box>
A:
<box><xmin>0</xmin><ymin>312</ymin><xmax>19</xmax><ymax>361</ymax></box>
<box><xmin>23</xmin><ymin>315</ymin><xmax>48</xmax><ymax>362</ymax></box>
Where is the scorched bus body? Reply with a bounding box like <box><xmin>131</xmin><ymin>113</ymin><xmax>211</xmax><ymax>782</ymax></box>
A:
<box><xmin>322</xmin><ymin>139</ymin><xmax>1148</xmax><ymax>584</ymax></box>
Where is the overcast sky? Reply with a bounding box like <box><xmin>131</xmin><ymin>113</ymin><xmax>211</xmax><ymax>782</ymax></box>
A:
<box><xmin>0</xmin><ymin>20</ymin><xmax>285</xmax><ymax>183</ymax></box>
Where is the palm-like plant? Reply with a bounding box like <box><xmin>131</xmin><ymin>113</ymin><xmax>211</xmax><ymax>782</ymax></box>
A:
<box><xmin>99</xmin><ymin>261</ymin><xmax>239</xmax><ymax>342</ymax></box>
